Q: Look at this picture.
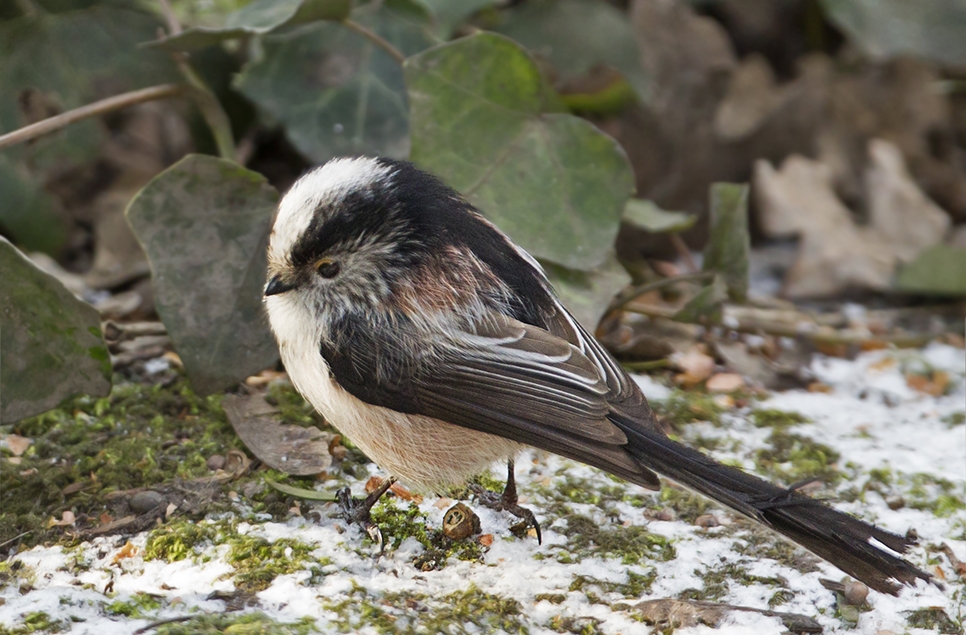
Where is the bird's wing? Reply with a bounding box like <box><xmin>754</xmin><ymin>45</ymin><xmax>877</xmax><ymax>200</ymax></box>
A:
<box><xmin>320</xmin><ymin>311</ymin><xmax>660</xmax><ymax>487</ymax></box>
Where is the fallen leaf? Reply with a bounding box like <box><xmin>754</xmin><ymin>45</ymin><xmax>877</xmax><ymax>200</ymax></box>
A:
<box><xmin>112</xmin><ymin>541</ymin><xmax>138</xmax><ymax>563</ymax></box>
<box><xmin>223</xmin><ymin>394</ymin><xmax>331</xmax><ymax>475</ymax></box>
<box><xmin>754</xmin><ymin>140</ymin><xmax>950</xmax><ymax>298</ymax></box>
<box><xmin>48</xmin><ymin>511</ymin><xmax>76</xmax><ymax>527</ymax></box>
<box><xmin>706</xmin><ymin>373</ymin><xmax>745</xmax><ymax>393</ymax></box>
<box><xmin>4</xmin><ymin>434</ymin><xmax>31</xmax><ymax>457</ymax></box>
<box><xmin>906</xmin><ymin>371</ymin><xmax>950</xmax><ymax>397</ymax></box>
<box><xmin>478</xmin><ymin>534</ymin><xmax>494</xmax><ymax>547</ymax></box>
<box><xmin>670</xmin><ymin>348</ymin><xmax>716</xmax><ymax>385</ymax></box>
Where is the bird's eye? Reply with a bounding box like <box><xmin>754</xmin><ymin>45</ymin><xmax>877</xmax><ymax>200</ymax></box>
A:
<box><xmin>317</xmin><ymin>260</ymin><xmax>341</xmax><ymax>279</ymax></box>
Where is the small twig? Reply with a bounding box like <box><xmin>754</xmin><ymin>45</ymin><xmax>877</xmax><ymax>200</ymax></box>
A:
<box><xmin>622</xmin><ymin>301</ymin><xmax>940</xmax><ymax>347</ymax></box>
<box><xmin>669</xmin><ymin>233</ymin><xmax>699</xmax><ymax>273</ymax></box>
<box><xmin>608</xmin><ymin>272</ymin><xmax>714</xmax><ymax>314</ymax></box>
<box><xmin>155</xmin><ymin>0</ymin><xmax>182</xmax><ymax>35</ymax></box>
<box><xmin>0</xmin><ymin>531</ymin><xmax>31</xmax><ymax>550</ymax></box>
<box><xmin>343</xmin><ymin>19</ymin><xmax>406</xmax><ymax>65</ymax></box>
<box><xmin>132</xmin><ymin>616</ymin><xmax>195</xmax><ymax>635</ymax></box>
<box><xmin>0</xmin><ymin>84</ymin><xmax>183</xmax><ymax>150</ymax></box>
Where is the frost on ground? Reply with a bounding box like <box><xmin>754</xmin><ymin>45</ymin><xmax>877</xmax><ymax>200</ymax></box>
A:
<box><xmin>1</xmin><ymin>344</ymin><xmax>963</xmax><ymax>634</ymax></box>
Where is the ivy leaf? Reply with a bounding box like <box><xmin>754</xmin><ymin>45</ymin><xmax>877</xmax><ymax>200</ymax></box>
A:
<box><xmin>415</xmin><ymin>0</ymin><xmax>497</xmax><ymax>38</ymax></box>
<box><xmin>406</xmin><ymin>32</ymin><xmax>635</xmax><ymax>271</ymax></box>
<box><xmin>236</xmin><ymin>0</ymin><xmax>436</xmax><ymax>164</ymax></box>
<box><xmin>490</xmin><ymin>0</ymin><xmax>648</xmax><ymax>99</ymax></box>
<box><xmin>542</xmin><ymin>253</ymin><xmax>630</xmax><ymax>330</ymax></box>
<box><xmin>821</xmin><ymin>0</ymin><xmax>966</xmax><ymax>67</ymax></box>
<box><xmin>896</xmin><ymin>245</ymin><xmax>966</xmax><ymax>296</ymax></box>
<box><xmin>0</xmin><ymin>237</ymin><xmax>111</xmax><ymax>424</ymax></box>
<box><xmin>703</xmin><ymin>183</ymin><xmax>750</xmax><ymax>302</ymax></box>
<box><xmin>622</xmin><ymin>199</ymin><xmax>696</xmax><ymax>234</ymax></box>
<box><xmin>125</xmin><ymin>155</ymin><xmax>280</xmax><ymax>396</ymax></box>
<box><xmin>150</xmin><ymin>0</ymin><xmax>352</xmax><ymax>51</ymax></box>
<box><xmin>673</xmin><ymin>275</ymin><xmax>728</xmax><ymax>324</ymax></box>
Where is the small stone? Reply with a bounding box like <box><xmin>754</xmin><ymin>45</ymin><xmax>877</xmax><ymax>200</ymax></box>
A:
<box><xmin>648</xmin><ymin>508</ymin><xmax>676</xmax><ymax>522</ymax></box>
<box><xmin>694</xmin><ymin>514</ymin><xmax>720</xmax><ymax>528</ymax></box>
<box><xmin>130</xmin><ymin>491</ymin><xmax>164</xmax><ymax>514</ymax></box>
<box><xmin>206</xmin><ymin>455</ymin><xmax>226</xmax><ymax>471</ymax></box>
<box><xmin>843</xmin><ymin>580</ymin><xmax>869</xmax><ymax>606</ymax></box>
<box><xmin>885</xmin><ymin>495</ymin><xmax>905</xmax><ymax>510</ymax></box>
<box><xmin>442</xmin><ymin>503</ymin><xmax>481</xmax><ymax>540</ymax></box>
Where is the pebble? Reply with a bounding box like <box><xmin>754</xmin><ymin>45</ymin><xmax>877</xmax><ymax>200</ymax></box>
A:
<box><xmin>129</xmin><ymin>491</ymin><xmax>164</xmax><ymax>514</ymax></box>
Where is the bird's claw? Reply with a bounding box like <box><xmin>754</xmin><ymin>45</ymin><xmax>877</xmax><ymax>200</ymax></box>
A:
<box><xmin>336</xmin><ymin>477</ymin><xmax>396</xmax><ymax>554</ymax></box>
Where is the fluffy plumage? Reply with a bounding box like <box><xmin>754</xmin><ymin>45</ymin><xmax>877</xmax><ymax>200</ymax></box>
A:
<box><xmin>264</xmin><ymin>156</ymin><xmax>933</xmax><ymax>595</ymax></box>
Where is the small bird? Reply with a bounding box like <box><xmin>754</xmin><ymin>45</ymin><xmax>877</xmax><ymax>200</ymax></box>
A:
<box><xmin>263</xmin><ymin>156</ymin><xmax>932</xmax><ymax>595</ymax></box>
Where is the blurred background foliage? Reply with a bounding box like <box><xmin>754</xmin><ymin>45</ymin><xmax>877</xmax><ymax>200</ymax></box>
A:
<box><xmin>2</xmin><ymin>0</ymin><xmax>966</xmax><ymax>419</ymax></box>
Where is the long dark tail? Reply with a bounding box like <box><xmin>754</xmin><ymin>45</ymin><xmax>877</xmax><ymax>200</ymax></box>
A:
<box><xmin>611</xmin><ymin>414</ymin><xmax>935</xmax><ymax>595</ymax></box>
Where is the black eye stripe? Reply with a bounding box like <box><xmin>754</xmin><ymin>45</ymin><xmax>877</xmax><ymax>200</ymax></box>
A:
<box><xmin>318</xmin><ymin>261</ymin><xmax>341</xmax><ymax>278</ymax></box>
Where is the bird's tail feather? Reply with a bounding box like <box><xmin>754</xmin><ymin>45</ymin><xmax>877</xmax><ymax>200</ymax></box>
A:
<box><xmin>613</xmin><ymin>416</ymin><xmax>934</xmax><ymax>595</ymax></box>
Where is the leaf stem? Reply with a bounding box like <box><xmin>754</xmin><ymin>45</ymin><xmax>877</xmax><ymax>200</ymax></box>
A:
<box><xmin>0</xmin><ymin>84</ymin><xmax>183</xmax><ymax>151</ymax></box>
<box><xmin>607</xmin><ymin>271</ymin><xmax>715</xmax><ymax>315</ymax></box>
<box><xmin>343</xmin><ymin>19</ymin><xmax>406</xmax><ymax>65</ymax></box>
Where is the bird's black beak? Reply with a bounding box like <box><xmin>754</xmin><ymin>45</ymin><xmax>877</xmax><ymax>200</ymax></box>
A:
<box><xmin>264</xmin><ymin>275</ymin><xmax>295</xmax><ymax>297</ymax></box>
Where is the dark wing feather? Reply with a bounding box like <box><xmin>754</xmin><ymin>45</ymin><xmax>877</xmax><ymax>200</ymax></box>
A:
<box><xmin>320</xmin><ymin>311</ymin><xmax>661</xmax><ymax>488</ymax></box>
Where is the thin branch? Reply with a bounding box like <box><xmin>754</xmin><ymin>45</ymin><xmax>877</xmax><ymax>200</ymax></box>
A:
<box><xmin>0</xmin><ymin>84</ymin><xmax>183</xmax><ymax>151</ymax></box>
<box><xmin>343</xmin><ymin>19</ymin><xmax>406</xmax><ymax>65</ymax></box>
<box><xmin>133</xmin><ymin>616</ymin><xmax>195</xmax><ymax>634</ymax></box>
<box><xmin>669</xmin><ymin>232</ymin><xmax>699</xmax><ymax>273</ymax></box>
<box><xmin>607</xmin><ymin>272</ymin><xmax>714</xmax><ymax>315</ymax></box>
<box><xmin>155</xmin><ymin>0</ymin><xmax>183</xmax><ymax>35</ymax></box>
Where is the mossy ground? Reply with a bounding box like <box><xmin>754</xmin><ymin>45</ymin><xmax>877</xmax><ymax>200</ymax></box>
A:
<box><xmin>1</xmin><ymin>369</ymin><xmax>962</xmax><ymax>634</ymax></box>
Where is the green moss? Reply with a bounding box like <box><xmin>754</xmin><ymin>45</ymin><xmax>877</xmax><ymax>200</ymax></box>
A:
<box><xmin>558</xmin><ymin>515</ymin><xmax>675</xmax><ymax>566</ymax></box>
<box><xmin>0</xmin><ymin>611</ymin><xmax>69</xmax><ymax>634</ymax></box>
<box><xmin>569</xmin><ymin>570</ymin><xmax>657</xmax><ymax>600</ymax></box>
<box><xmin>753</xmin><ymin>430</ymin><xmax>842</xmax><ymax>485</ymax></box>
<box><xmin>1</xmin><ymin>380</ymin><xmax>245</xmax><ymax>551</ymax></box>
<box><xmin>227</xmin><ymin>535</ymin><xmax>314</xmax><ymax>593</ymax></box>
<box><xmin>144</xmin><ymin>519</ymin><xmax>221</xmax><ymax>562</ymax></box>
<box><xmin>679</xmin><ymin>562</ymin><xmax>786</xmax><ymax>602</ymax></box>
<box><xmin>905</xmin><ymin>607</ymin><xmax>961</xmax><ymax>634</ymax></box>
<box><xmin>733</xmin><ymin>524</ymin><xmax>820</xmax><ymax>573</ymax></box>
<box><xmin>322</xmin><ymin>584</ymin><xmax>527</xmax><ymax>634</ymax></box>
<box><xmin>768</xmin><ymin>589</ymin><xmax>796</xmax><ymax>607</ymax></box>
<box><xmin>750</xmin><ymin>409</ymin><xmax>809</xmax><ymax>429</ymax></box>
<box><xmin>151</xmin><ymin>612</ymin><xmax>319</xmax><ymax>635</ymax></box>
<box><xmin>942</xmin><ymin>411</ymin><xmax>965</xmax><ymax>428</ymax></box>
<box><xmin>652</xmin><ymin>390</ymin><xmax>723</xmax><ymax>428</ymax></box>
<box><xmin>655</xmin><ymin>486</ymin><xmax>713</xmax><ymax>523</ymax></box>
<box><xmin>546</xmin><ymin>615</ymin><xmax>605</xmax><ymax>635</ymax></box>
<box><xmin>104</xmin><ymin>592</ymin><xmax>163</xmax><ymax>618</ymax></box>
<box><xmin>904</xmin><ymin>473</ymin><xmax>966</xmax><ymax>518</ymax></box>
<box><xmin>370</xmin><ymin>499</ymin><xmax>485</xmax><ymax>570</ymax></box>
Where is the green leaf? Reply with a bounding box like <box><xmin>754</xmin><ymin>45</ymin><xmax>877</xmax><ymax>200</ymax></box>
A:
<box><xmin>125</xmin><ymin>155</ymin><xmax>280</xmax><ymax>396</ymax></box>
<box><xmin>0</xmin><ymin>237</ymin><xmax>111</xmax><ymax>424</ymax></box>
<box><xmin>406</xmin><ymin>32</ymin><xmax>635</xmax><ymax>270</ymax></box>
<box><xmin>896</xmin><ymin>245</ymin><xmax>966</xmax><ymax>296</ymax></box>
<box><xmin>265</xmin><ymin>478</ymin><xmax>338</xmax><ymax>501</ymax></box>
<box><xmin>821</xmin><ymin>0</ymin><xmax>966</xmax><ymax>67</ymax></box>
<box><xmin>543</xmin><ymin>253</ymin><xmax>631</xmax><ymax>330</ymax></box>
<box><xmin>414</xmin><ymin>0</ymin><xmax>497</xmax><ymax>37</ymax></box>
<box><xmin>703</xmin><ymin>183</ymin><xmax>750</xmax><ymax>302</ymax></box>
<box><xmin>622</xmin><ymin>199</ymin><xmax>697</xmax><ymax>234</ymax></box>
<box><xmin>151</xmin><ymin>0</ymin><xmax>352</xmax><ymax>51</ymax></box>
<box><xmin>0</xmin><ymin>153</ymin><xmax>67</xmax><ymax>255</ymax></box>
<box><xmin>490</xmin><ymin>0</ymin><xmax>648</xmax><ymax>99</ymax></box>
<box><xmin>236</xmin><ymin>0</ymin><xmax>436</xmax><ymax>163</ymax></box>
<box><xmin>0</xmin><ymin>5</ymin><xmax>178</xmax><ymax>165</ymax></box>
<box><xmin>673</xmin><ymin>275</ymin><xmax>727</xmax><ymax>324</ymax></box>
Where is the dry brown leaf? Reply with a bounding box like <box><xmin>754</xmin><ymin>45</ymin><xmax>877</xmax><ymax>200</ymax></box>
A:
<box><xmin>706</xmin><ymin>373</ymin><xmax>745</xmax><ymax>393</ymax></box>
<box><xmin>754</xmin><ymin>140</ymin><xmax>950</xmax><ymax>298</ymax></box>
<box><xmin>112</xmin><ymin>541</ymin><xmax>139</xmax><ymax>564</ymax></box>
<box><xmin>223</xmin><ymin>394</ymin><xmax>332</xmax><ymax>475</ymax></box>
<box><xmin>4</xmin><ymin>434</ymin><xmax>31</xmax><ymax>457</ymax></box>
<box><xmin>478</xmin><ymin>534</ymin><xmax>494</xmax><ymax>547</ymax></box>
<box><xmin>671</xmin><ymin>348</ymin><xmax>716</xmax><ymax>385</ymax></box>
<box><xmin>906</xmin><ymin>371</ymin><xmax>950</xmax><ymax>397</ymax></box>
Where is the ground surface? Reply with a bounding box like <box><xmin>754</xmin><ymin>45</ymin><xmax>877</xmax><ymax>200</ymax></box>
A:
<box><xmin>0</xmin><ymin>343</ymin><xmax>963</xmax><ymax>635</ymax></box>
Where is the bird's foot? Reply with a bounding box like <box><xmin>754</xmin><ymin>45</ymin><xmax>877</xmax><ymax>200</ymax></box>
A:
<box><xmin>471</xmin><ymin>460</ymin><xmax>542</xmax><ymax>544</ymax></box>
<box><xmin>336</xmin><ymin>476</ymin><xmax>396</xmax><ymax>553</ymax></box>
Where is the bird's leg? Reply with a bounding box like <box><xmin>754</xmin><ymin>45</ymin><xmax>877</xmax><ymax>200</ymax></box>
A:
<box><xmin>472</xmin><ymin>459</ymin><xmax>542</xmax><ymax>544</ymax></box>
<box><xmin>336</xmin><ymin>476</ymin><xmax>396</xmax><ymax>553</ymax></box>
